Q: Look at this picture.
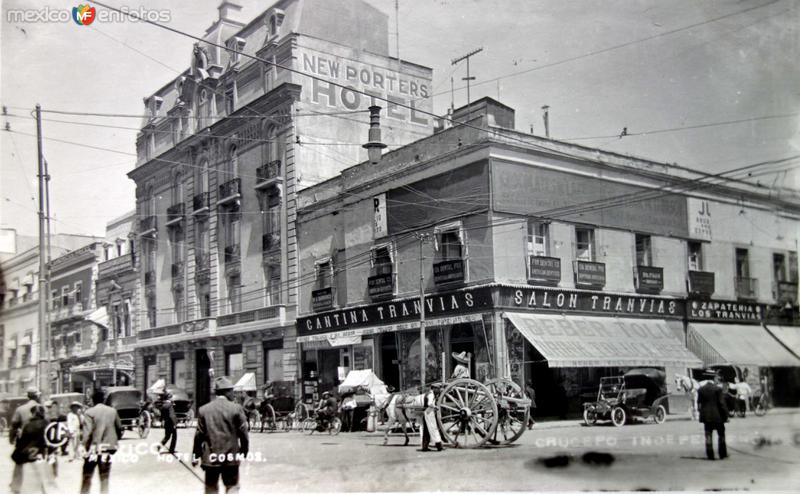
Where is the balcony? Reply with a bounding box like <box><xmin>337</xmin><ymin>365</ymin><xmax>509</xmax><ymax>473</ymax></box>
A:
<box><xmin>775</xmin><ymin>280</ymin><xmax>798</xmax><ymax>306</ymax></box>
<box><xmin>735</xmin><ymin>277</ymin><xmax>758</xmax><ymax>300</ymax></box>
<box><xmin>139</xmin><ymin>215</ymin><xmax>157</xmax><ymax>237</ymax></box>
<box><xmin>262</xmin><ymin>232</ymin><xmax>280</xmax><ymax>253</ymax></box>
<box><xmin>192</xmin><ymin>192</ymin><xmax>210</xmax><ymax>214</ymax></box>
<box><xmin>98</xmin><ymin>253</ymin><xmax>134</xmax><ymax>278</ymax></box>
<box><xmin>255</xmin><ymin>160</ymin><xmax>283</xmax><ymax>189</ymax></box>
<box><xmin>171</xmin><ymin>261</ymin><xmax>184</xmax><ymax>279</ymax></box>
<box><xmin>224</xmin><ymin>244</ymin><xmax>240</xmax><ymax>264</ymax></box>
<box><xmin>218</xmin><ymin>178</ymin><xmax>241</xmax><ymax>205</ymax></box>
<box><xmin>166</xmin><ymin>203</ymin><xmax>185</xmax><ymax>227</ymax></box>
<box><xmin>144</xmin><ymin>270</ymin><xmax>155</xmax><ymax>286</ymax></box>
<box><xmin>51</xmin><ymin>303</ymin><xmax>85</xmax><ymax>322</ymax></box>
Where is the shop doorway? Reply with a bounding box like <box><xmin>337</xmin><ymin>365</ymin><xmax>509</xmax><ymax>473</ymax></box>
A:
<box><xmin>772</xmin><ymin>367</ymin><xmax>800</xmax><ymax>406</ymax></box>
<box><xmin>450</xmin><ymin>324</ymin><xmax>475</xmax><ymax>378</ymax></box>
<box><xmin>195</xmin><ymin>349</ymin><xmax>211</xmax><ymax>409</ymax></box>
<box><xmin>380</xmin><ymin>334</ymin><xmax>400</xmax><ymax>390</ymax></box>
<box><xmin>317</xmin><ymin>349</ymin><xmax>341</xmax><ymax>396</ymax></box>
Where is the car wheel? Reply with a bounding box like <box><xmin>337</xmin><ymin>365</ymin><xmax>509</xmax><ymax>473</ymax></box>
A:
<box><xmin>654</xmin><ymin>405</ymin><xmax>666</xmax><ymax>425</ymax></box>
<box><xmin>583</xmin><ymin>408</ymin><xmax>597</xmax><ymax>426</ymax></box>
<box><xmin>611</xmin><ymin>407</ymin><xmax>626</xmax><ymax>427</ymax></box>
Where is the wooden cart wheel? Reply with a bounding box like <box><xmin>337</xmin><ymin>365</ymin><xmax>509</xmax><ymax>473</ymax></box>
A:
<box><xmin>302</xmin><ymin>417</ymin><xmax>317</xmax><ymax>434</ymax></box>
<box><xmin>583</xmin><ymin>407</ymin><xmax>598</xmax><ymax>426</ymax></box>
<box><xmin>436</xmin><ymin>378</ymin><xmax>498</xmax><ymax>449</ymax></box>
<box><xmin>485</xmin><ymin>378</ymin><xmax>528</xmax><ymax>444</ymax></box>
<box><xmin>611</xmin><ymin>406</ymin><xmax>626</xmax><ymax>427</ymax></box>
<box><xmin>261</xmin><ymin>404</ymin><xmax>277</xmax><ymax>432</ymax></box>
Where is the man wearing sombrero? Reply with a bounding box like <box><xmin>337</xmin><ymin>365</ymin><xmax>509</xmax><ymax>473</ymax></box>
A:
<box><xmin>451</xmin><ymin>351</ymin><xmax>470</xmax><ymax>380</ymax></box>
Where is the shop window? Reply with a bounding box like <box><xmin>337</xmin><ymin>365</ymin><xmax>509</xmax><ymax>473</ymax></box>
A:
<box><xmin>225</xmin><ymin>345</ymin><xmax>243</xmax><ymax>380</ymax></box>
<box><xmin>635</xmin><ymin>234</ymin><xmax>652</xmax><ymax>267</ymax></box>
<box><xmin>688</xmin><ymin>241</ymin><xmax>703</xmax><ymax>271</ymax></box>
<box><xmin>527</xmin><ymin>221</ymin><xmax>549</xmax><ymax>257</ymax></box>
<box><xmin>171</xmin><ymin>355</ymin><xmax>186</xmax><ymax>389</ymax></box>
<box><xmin>575</xmin><ymin>227</ymin><xmax>595</xmax><ymax>261</ymax></box>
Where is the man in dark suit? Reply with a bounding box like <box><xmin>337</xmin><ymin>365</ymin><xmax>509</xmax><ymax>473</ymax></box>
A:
<box><xmin>697</xmin><ymin>372</ymin><xmax>728</xmax><ymax>460</ymax></box>
<box><xmin>192</xmin><ymin>377</ymin><xmax>250</xmax><ymax>493</ymax></box>
<box><xmin>160</xmin><ymin>391</ymin><xmax>178</xmax><ymax>454</ymax></box>
<box><xmin>81</xmin><ymin>388</ymin><xmax>123</xmax><ymax>494</ymax></box>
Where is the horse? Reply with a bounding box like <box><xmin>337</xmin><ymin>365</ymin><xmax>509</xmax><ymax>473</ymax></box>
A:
<box><xmin>373</xmin><ymin>389</ymin><xmax>425</xmax><ymax>446</ymax></box>
<box><xmin>674</xmin><ymin>374</ymin><xmax>712</xmax><ymax>420</ymax></box>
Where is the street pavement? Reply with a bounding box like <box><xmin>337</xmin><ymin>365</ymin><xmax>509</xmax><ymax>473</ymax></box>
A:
<box><xmin>2</xmin><ymin>409</ymin><xmax>799</xmax><ymax>493</ymax></box>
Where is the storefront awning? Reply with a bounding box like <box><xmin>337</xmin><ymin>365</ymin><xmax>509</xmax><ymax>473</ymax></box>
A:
<box><xmin>234</xmin><ymin>372</ymin><xmax>256</xmax><ymax>392</ymax></box>
<box><xmin>87</xmin><ymin>307</ymin><xmax>109</xmax><ymax>328</ymax></box>
<box><xmin>688</xmin><ymin>323</ymin><xmax>800</xmax><ymax>367</ymax></box>
<box><xmin>764</xmin><ymin>325</ymin><xmax>800</xmax><ymax>359</ymax></box>
<box><xmin>504</xmin><ymin>313</ymin><xmax>703</xmax><ymax>368</ymax></box>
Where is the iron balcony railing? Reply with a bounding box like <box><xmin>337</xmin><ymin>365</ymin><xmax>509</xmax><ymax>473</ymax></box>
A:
<box><xmin>218</xmin><ymin>178</ymin><xmax>241</xmax><ymax>202</ymax></box>
<box><xmin>256</xmin><ymin>160</ymin><xmax>282</xmax><ymax>186</ymax></box>
<box><xmin>139</xmin><ymin>215</ymin><xmax>157</xmax><ymax>235</ymax></box>
<box><xmin>224</xmin><ymin>244</ymin><xmax>240</xmax><ymax>264</ymax></box>
<box><xmin>262</xmin><ymin>233</ymin><xmax>280</xmax><ymax>252</ymax></box>
<box><xmin>192</xmin><ymin>192</ymin><xmax>210</xmax><ymax>212</ymax></box>
<box><xmin>166</xmin><ymin>203</ymin><xmax>185</xmax><ymax>225</ymax></box>
<box><xmin>735</xmin><ymin>277</ymin><xmax>758</xmax><ymax>300</ymax></box>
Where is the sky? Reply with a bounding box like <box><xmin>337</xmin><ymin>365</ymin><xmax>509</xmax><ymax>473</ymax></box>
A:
<box><xmin>1</xmin><ymin>0</ymin><xmax>798</xmax><ymax>238</ymax></box>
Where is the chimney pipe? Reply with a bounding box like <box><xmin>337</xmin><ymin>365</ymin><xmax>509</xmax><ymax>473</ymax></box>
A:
<box><xmin>363</xmin><ymin>106</ymin><xmax>387</xmax><ymax>165</ymax></box>
<box><xmin>541</xmin><ymin>105</ymin><xmax>550</xmax><ymax>138</ymax></box>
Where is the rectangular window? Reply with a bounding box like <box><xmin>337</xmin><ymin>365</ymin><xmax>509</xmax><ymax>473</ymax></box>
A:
<box><xmin>790</xmin><ymin>251</ymin><xmax>798</xmax><ymax>282</ymax></box>
<box><xmin>316</xmin><ymin>260</ymin><xmax>333</xmax><ymax>289</ymax></box>
<box><xmin>74</xmin><ymin>281</ymin><xmax>83</xmax><ymax>307</ymax></box>
<box><xmin>123</xmin><ymin>300</ymin><xmax>131</xmax><ymax>337</ymax></box>
<box><xmin>196</xmin><ymin>219</ymin><xmax>210</xmax><ymax>266</ymax></box>
<box><xmin>575</xmin><ymin>227</ymin><xmax>595</xmax><ymax>262</ymax></box>
<box><xmin>112</xmin><ymin>303</ymin><xmax>123</xmax><ymax>338</ymax></box>
<box><xmin>264</xmin><ymin>348</ymin><xmax>284</xmax><ymax>382</ymax></box>
<box><xmin>61</xmin><ymin>286</ymin><xmax>70</xmax><ymax>307</ymax></box>
<box><xmin>436</xmin><ymin>228</ymin><xmax>464</xmax><ymax>262</ymax></box>
<box><xmin>228</xmin><ymin>275</ymin><xmax>241</xmax><ymax>313</ymax></box>
<box><xmin>147</xmin><ymin>293</ymin><xmax>157</xmax><ymax>328</ymax></box>
<box><xmin>51</xmin><ymin>290</ymin><xmax>59</xmax><ymax>310</ymax></box>
<box><xmin>225</xmin><ymin>87</ymin><xmax>235</xmax><ymax>115</ymax></box>
<box><xmin>225</xmin><ymin>346</ymin><xmax>243</xmax><ymax>380</ymax></box>
<box><xmin>372</xmin><ymin>245</ymin><xmax>393</xmax><ymax>274</ymax></box>
<box><xmin>527</xmin><ymin>221</ymin><xmax>549</xmax><ymax>257</ymax></box>
<box><xmin>635</xmin><ymin>234</ymin><xmax>652</xmax><ymax>267</ymax></box>
<box><xmin>688</xmin><ymin>241</ymin><xmax>703</xmax><ymax>271</ymax></box>
<box><xmin>735</xmin><ymin>248</ymin><xmax>750</xmax><ymax>278</ymax></box>
<box><xmin>175</xmin><ymin>289</ymin><xmax>185</xmax><ymax>323</ymax></box>
<box><xmin>773</xmin><ymin>253</ymin><xmax>787</xmax><ymax>282</ymax></box>
<box><xmin>223</xmin><ymin>206</ymin><xmax>241</xmax><ymax>263</ymax></box>
<box><xmin>198</xmin><ymin>283</ymin><xmax>211</xmax><ymax>318</ymax></box>
<box><xmin>265</xmin><ymin>265</ymin><xmax>281</xmax><ymax>306</ymax></box>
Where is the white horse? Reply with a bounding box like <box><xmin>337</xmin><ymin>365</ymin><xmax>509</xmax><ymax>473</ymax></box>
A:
<box><xmin>674</xmin><ymin>374</ymin><xmax>712</xmax><ymax>420</ymax></box>
<box><xmin>374</xmin><ymin>390</ymin><xmax>425</xmax><ymax>446</ymax></box>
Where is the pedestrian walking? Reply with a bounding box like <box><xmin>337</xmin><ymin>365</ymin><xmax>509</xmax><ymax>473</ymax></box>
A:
<box><xmin>67</xmin><ymin>402</ymin><xmax>84</xmax><ymax>461</ymax></box>
<box><xmin>420</xmin><ymin>383</ymin><xmax>444</xmax><ymax>452</ymax></box>
<box><xmin>81</xmin><ymin>388</ymin><xmax>123</xmax><ymax>494</ymax></box>
<box><xmin>160</xmin><ymin>391</ymin><xmax>178</xmax><ymax>454</ymax></box>
<box><xmin>697</xmin><ymin>372</ymin><xmax>728</xmax><ymax>460</ymax></box>
<box><xmin>10</xmin><ymin>404</ymin><xmax>49</xmax><ymax>494</ymax></box>
<box><xmin>524</xmin><ymin>380</ymin><xmax>537</xmax><ymax>429</ymax></box>
<box><xmin>340</xmin><ymin>391</ymin><xmax>357</xmax><ymax>432</ymax></box>
<box><xmin>451</xmin><ymin>352</ymin><xmax>470</xmax><ymax>379</ymax></box>
<box><xmin>8</xmin><ymin>386</ymin><xmax>42</xmax><ymax>494</ymax></box>
<box><xmin>733</xmin><ymin>377</ymin><xmax>752</xmax><ymax>417</ymax></box>
<box><xmin>192</xmin><ymin>377</ymin><xmax>250</xmax><ymax>493</ymax></box>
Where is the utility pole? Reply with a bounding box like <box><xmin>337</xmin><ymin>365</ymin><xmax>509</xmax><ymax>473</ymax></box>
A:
<box><xmin>416</xmin><ymin>232</ymin><xmax>430</xmax><ymax>387</ymax></box>
<box><xmin>451</xmin><ymin>47</ymin><xmax>483</xmax><ymax>122</ymax></box>
<box><xmin>35</xmin><ymin>104</ymin><xmax>49</xmax><ymax>393</ymax></box>
<box><xmin>44</xmin><ymin>158</ymin><xmax>53</xmax><ymax>392</ymax></box>
<box><xmin>395</xmin><ymin>0</ymin><xmax>400</xmax><ymax>63</ymax></box>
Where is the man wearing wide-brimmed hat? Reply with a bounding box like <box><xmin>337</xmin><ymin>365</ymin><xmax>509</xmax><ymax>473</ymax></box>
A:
<box><xmin>697</xmin><ymin>371</ymin><xmax>728</xmax><ymax>460</ymax></box>
<box><xmin>159</xmin><ymin>390</ymin><xmax>178</xmax><ymax>454</ymax></box>
<box><xmin>451</xmin><ymin>351</ymin><xmax>470</xmax><ymax>380</ymax></box>
<box><xmin>192</xmin><ymin>377</ymin><xmax>249</xmax><ymax>493</ymax></box>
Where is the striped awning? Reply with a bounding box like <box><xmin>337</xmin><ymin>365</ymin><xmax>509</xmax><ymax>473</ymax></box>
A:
<box><xmin>688</xmin><ymin>323</ymin><xmax>800</xmax><ymax>367</ymax></box>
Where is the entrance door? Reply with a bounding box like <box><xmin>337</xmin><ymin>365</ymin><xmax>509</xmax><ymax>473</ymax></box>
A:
<box><xmin>195</xmin><ymin>349</ymin><xmax>211</xmax><ymax>409</ymax></box>
<box><xmin>317</xmin><ymin>349</ymin><xmax>340</xmax><ymax>396</ymax></box>
<box><xmin>380</xmin><ymin>334</ymin><xmax>400</xmax><ymax>390</ymax></box>
<box><xmin>450</xmin><ymin>324</ymin><xmax>475</xmax><ymax>379</ymax></box>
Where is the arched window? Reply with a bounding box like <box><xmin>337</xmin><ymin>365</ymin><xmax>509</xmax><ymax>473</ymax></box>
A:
<box><xmin>228</xmin><ymin>146</ymin><xmax>239</xmax><ymax>179</ymax></box>
<box><xmin>264</xmin><ymin>125</ymin><xmax>277</xmax><ymax>163</ymax></box>
<box><xmin>269</xmin><ymin>16</ymin><xmax>277</xmax><ymax>37</ymax></box>
<box><xmin>173</xmin><ymin>172</ymin><xmax>184</xmax><ymax>204</ymax></box>
<box><xmin>196</xmin><ymin>159</ymin><xmax>209</xmax><ymax>194</ymax></box>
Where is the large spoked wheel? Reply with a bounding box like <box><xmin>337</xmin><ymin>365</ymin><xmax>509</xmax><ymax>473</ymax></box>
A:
<box><xmin>330</xmin><ymin>417</ymin><xmax>342</xmax><ymax>435</ymax></box>
<box><xmin>436</xmin><ymin>378</ymin><xmax>499</xmax><ymax>449</ymax></box>
<box><xmin>302</xmin><ymin>417</ymin><xmax>317</xmax><ymax>435</ymax></box>
<box><xmin>294</xmin><ymin>403</ymin><xmax>311</xmax><ymax>431</ymax></box>
<box><xmin>138</xmin><ymin>411</ymin><xmax>152</xmax><ymax>438</ymax></box>
<box><xmin>261</xmin><ymin>405</ymin><xmax>277</xmax><ymax>432</ymax></box>
<box><xmin>611</xmin><ymin>406</ymin><xmax>626</xmax><ymax>427</ymax></box>
<box><xmin>485</xmin><ymin>378</ymin><xmax>528</xmax><ymax>445</ymax></box>
<box><xmin>653</xmin><ymin>405</ymin><xmax>667</xmax><ymax>425</ymax></box>
<box><xmin>583</xmin><ymin>407</ymin><xmax>598</xmax><ymax>426</ymax></box>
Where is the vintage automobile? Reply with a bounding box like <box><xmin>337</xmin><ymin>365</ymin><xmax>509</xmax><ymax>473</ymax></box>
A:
<box><xmin>104</xmin><ymin>386</ymin><xmax>151</xmax><ymax>438</ymax></box>
<box><xmin>583</xmin><ymin>368</ymin><xmax>670</xmax><ymax>427</ymax></box>
<box><xmin>164</xmin><ymin>386</ymin><xmax>194</xmax><ymax>427</ymax></box>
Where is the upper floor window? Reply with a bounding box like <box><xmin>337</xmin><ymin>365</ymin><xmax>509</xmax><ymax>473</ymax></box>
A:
<box><xmin>735</xmin><ymin>248</ymin><xmax>750</xmax><ymax>278</ymax></box>
<box><xmin>527</xmin><ymin>221</ymin><xmax>549</xmax><ymax>257</ymax></box>
<box><xmin>434</xmin><ymin>222</ymin><xmax>465</xmax><ymax>262</ymax></box>
<box><xmin>173</xmin><ymin>173</ymin><xmax>184</xmax><ymax>205</ymax></box>
<box><xmin>61</xmin><ymin>286</ymin><xmax>70</xmax><ymax>307</ymax></box>
<box><xmin>635</xmin><ymin>234</ymin><xmax>652</xmax><ymax>267</ymax></box>
<box><xmin>225</xmin><ymin>85</ymin><xmax>235</xmax><ymax>115</ymax></box>
<box><xmin>575</xmin><ymin>227</ymin><xmax>595</xmax><ymax>262</ymax></box>
<box><xmin>196</xmin><ymin>159</ymin><xmax>209</xmax><ymax>195</ymax></box>
<box><xmin>773</xmin><ymin>253</ymin><xmax>786</xmax><ymax>282</ymax></box>
<box><xmin>688</xmin><ymin>241</ymin><xmax>703</xmax><ymax>271</ymax></box>
<box><xmin>371</xmin><ymin>245</ymin><xmax>394</xmax><ymax>275</ymax></box>
<box><xmin>316</xmin><ymin>259</ymin><xmax>333</xmax><ymax>289</ymax></box>
<box><xmin>74</xmin><ymin>281</ymin><xmax>82</xmax><ymax>307</ymax></box>
<box><xmin>228</xmin><ymin>274</ymin><xmax>242</xmax><ymax>313</ymax></box>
